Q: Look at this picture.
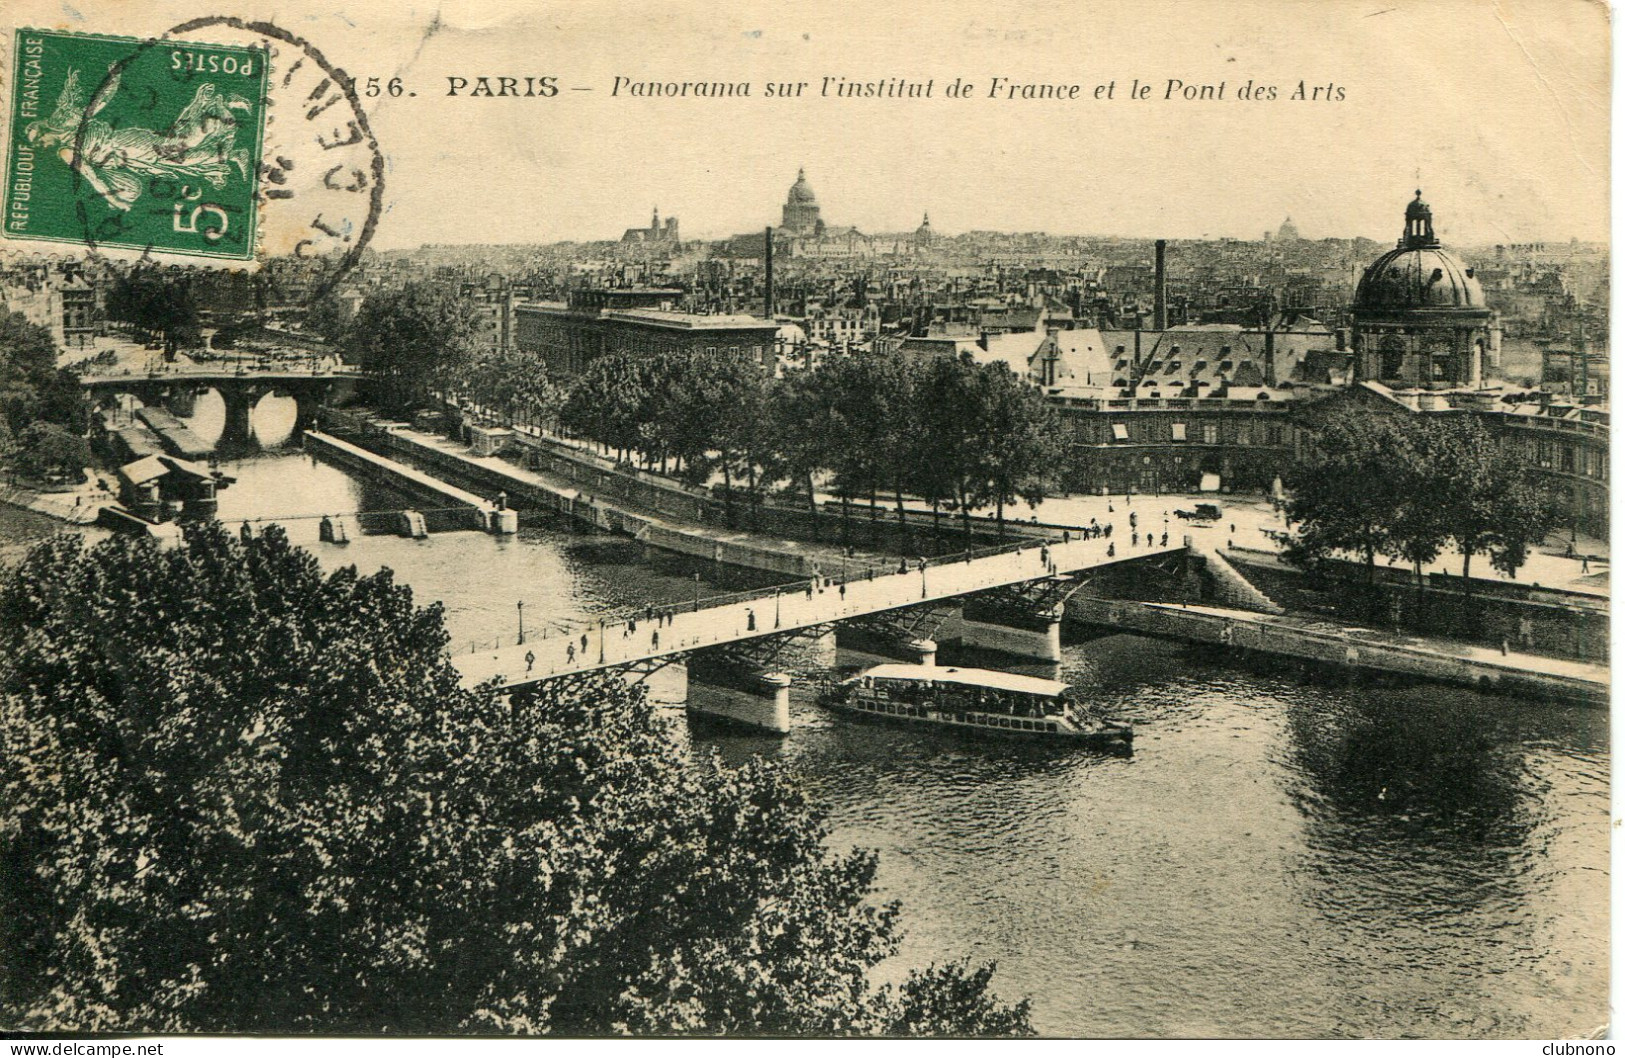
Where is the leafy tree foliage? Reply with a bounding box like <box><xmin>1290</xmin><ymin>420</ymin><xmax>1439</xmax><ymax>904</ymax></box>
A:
<box><xmin>555</xmin><ymin>348</ymin><xmax>1063</xmax><ymax>545</ymax></box>
<box><xmin>0</xmin><ymin>313</ymin><xmax>85</xmax><ymax>440</ymax></box>
<box><xmin>448</xmin><ymin>348</ymin><xmax>563</xmax><ymax>431</ymax></box>
<box><xmin>105</xmin><ymin>268</ymin><xmax>202</xmax><ymax>353</ymax></box>
<box><xmin>1423</xmin><ymin>414</ymin><xmax>1561</xmax><ymax>585</ymax></box>
<box><xmin>342</xmin><ymin>282</ymin><xmax>481</xmax><ymax>415</ymax></box>
<box><xmin>1286</xmin><ymin>405</ymin><xmax>1559</xmax><ymax>599</ymax></box>
<box><xmin>1285</xmin><ymin>407</ymin><xmax>1419</xmax><ymax>589</ymax></box>
<box><xmin>9</xmin><ymin>422</ymin><xmax>91</xmax><ymax>483</ymax></box>
<box><xmin>0</xmin><ymin>524</ymin><xmax>1031</xmax><ymax>1036</ymax></box>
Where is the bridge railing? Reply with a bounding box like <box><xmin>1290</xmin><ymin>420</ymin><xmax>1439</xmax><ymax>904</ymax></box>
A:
<box><xmin>461</xmin><ymin>532</ymin><xmax>1069</xmax><ymax>656</ymax></box>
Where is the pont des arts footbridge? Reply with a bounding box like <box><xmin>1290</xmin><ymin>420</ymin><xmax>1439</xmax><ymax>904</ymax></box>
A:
<box><xmin>454</xmin><ymin>534</ymin><xmax>1189</xmax><ymax>733</ymax></box>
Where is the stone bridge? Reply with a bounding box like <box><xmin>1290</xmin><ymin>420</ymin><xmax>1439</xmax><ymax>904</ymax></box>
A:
<box><xmin>81</xmin><ymin>368</ymin><xmax>362</xmax><ymax>449</ymax></box>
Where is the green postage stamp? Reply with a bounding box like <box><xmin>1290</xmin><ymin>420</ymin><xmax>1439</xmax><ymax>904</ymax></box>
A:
<box><xmin>5</xmin><ymin>28</ymin><xmax>268</xmax><ymax>260</ymax></box>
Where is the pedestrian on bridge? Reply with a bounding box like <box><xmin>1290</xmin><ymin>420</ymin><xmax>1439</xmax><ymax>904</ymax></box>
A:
<box><xmin>652</xmin><ymin>630</ymin><xmax>660</xmax><ymax>650</ymax></box>
<box><xmin>581</xmin><ymin>632</ymin><xmax>589</xmax><ymax>654</ymax></box>
<box><xmin>525</xmin><ymin>650</ymin><xmax>535</xmax><ymax>674</ymax></box>
<box><xmin>747</xmin><ymin>608</ymin><xmax>757</xmax><ymax>632</ymax></box>
<box><xmin>1132</xmin><ymin>530</ymin><xmax>1139</xmax><ymax>547</ymax></box>
<box><xmin>1108</xmin><ymin>542</ymin><xmax>1115</xmax><ymax>557</ymax></box>
<box><xmin>1160</xmin><ymin>531</ymin><xmax>1168</xmax><ymax>546</ymax></box>
<box><xmin>567</xmin><ymin>643</ymin><xmax>576</xmax><ymax>664</ymax></box>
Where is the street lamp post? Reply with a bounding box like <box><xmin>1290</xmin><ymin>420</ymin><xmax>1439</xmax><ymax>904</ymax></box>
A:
<box><xmin>517</xmin><ymin>600</ymin><xmax>525</xmax><ymax>645</ymax></box>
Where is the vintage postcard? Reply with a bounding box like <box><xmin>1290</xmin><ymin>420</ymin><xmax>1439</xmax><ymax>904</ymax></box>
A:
<box><xmin>0</xmin><ymin>0</ymin><xmax>1609</xmax><ymax>1045</ymax></box>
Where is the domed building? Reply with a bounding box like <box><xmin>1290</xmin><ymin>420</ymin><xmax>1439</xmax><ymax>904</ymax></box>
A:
<box><xmin>781</xmin><ymin>168</ymin><xmax>824</xmax><ymax>236</ymax></box>
<box><xmin>1351</xmin><ymin>191</ymin><xmax>1500</xmax><ymax>388</ymax></box>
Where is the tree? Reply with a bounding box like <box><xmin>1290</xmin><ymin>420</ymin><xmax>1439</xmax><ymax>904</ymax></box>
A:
<box><xmin>10</xmin><ymin>422</ymin><xmax>91</xmax><ymax>483</ymax></box>
<box><xmin>562</xmin><ymin>352</ymin><xmax>653</xmax><ymax>461</ymax></box>
<box><xmin>917</xmin><ymin>354</ymin><xmax>988</xmax><ymax>541</ymax></box>
<box><xmin>105</xmin><ymin>268</ymin><xmax>202</xmax><ymax>354</ymax></box>
<box><xmin>453</xmin><ymin>348</ymin><xmax>562</xmax><ymax>432</ymax></box>
<box><xmin>342</xmin><ymin>283</ymin><xmax>481</xmax><ymax>416</ymax></box>
<box><xmin>0</xmin><ymin>524</ymin><xmax>1031</xmax><ymax>1036</ymax></box>
<box><xmin>961</xmin><ymin>362</ymin><xmax>1064</xmax><ymax>538</ymax></box>
<box><xmin>0</xmin><ymin>313</ymin><xmax>86</xmax><ymax>440</ymax></box>
<box><xmin>1424</xmin><ymin>415</ymin><xmax>1560</xmax><ymax>588</ymax></box>
<box><xmin>1284</xmin><ymin>406</ymin><xmax>1416</xmax><ymax>603</ymax></box>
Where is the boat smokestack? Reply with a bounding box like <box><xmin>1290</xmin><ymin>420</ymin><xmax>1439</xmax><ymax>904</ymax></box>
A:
<box><xmin>1153</xmin><ymin>238</ymin><xmax>1167</xmax><ymax>331</ymax></box>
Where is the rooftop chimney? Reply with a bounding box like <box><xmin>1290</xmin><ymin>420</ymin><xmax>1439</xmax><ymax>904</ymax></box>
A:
<box><xmin>1153</xmin><ymin>239</ymin><xmax>1168</xmax><ymax>331</ymax></box>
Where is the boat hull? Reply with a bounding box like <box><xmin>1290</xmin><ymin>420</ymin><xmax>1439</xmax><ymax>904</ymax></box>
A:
<box><xmin>822</xmin><ymin>692</ymin><xmax>1132</xmax><ymax>747</ymax></box>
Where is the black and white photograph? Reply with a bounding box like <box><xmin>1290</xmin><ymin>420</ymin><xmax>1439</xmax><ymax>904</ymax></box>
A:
<box><xmin>0</xmin><ymin>0</ymin><xmax>1611</xmax><ymax>1044</ymax></box>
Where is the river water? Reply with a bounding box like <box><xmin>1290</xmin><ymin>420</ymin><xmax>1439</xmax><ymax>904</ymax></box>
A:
<box><xmin>1</xmin><ymin>433</ymin><xmax>1608</xmax><ymax>1038</ymax></box>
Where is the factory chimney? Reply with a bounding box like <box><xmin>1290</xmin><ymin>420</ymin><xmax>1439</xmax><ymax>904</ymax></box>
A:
<box><xmin>1153</xmin><ymin>239</ymin><xmax>1168</xmax><ymax>331</ymax></box>
<box><xmin>764</xmin><ymin>227</ymin><xmax>775</xmax><ymax>318</ymax></box>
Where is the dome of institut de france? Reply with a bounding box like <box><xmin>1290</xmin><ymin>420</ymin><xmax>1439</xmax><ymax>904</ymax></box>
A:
<box><xmin>1353</xmin><ymin>191</ymin><xmax>1487</xmax><ymax>314</ymax></box>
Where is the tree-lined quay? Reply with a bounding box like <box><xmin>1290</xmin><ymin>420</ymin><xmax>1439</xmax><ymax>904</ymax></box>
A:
<box><xmin>343</xmin><ymin>283</ymin><xmax>1064</xmax><ymax>541</ymax></box>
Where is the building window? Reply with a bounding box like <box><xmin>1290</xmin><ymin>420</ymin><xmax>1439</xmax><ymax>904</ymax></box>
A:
<box><xmin>1201</xmin><ymin>425</ymin><xmax>1217</xmax><ymax>445</ymax></box>
<box><xmin>1265</xmin><ymin>425</ymin><xmax>1284</xmax><ymax>446</ymax></box>
<box><xmin>1171</xmin><ymin>423</ymin><xmax>1187</xmax><ymax>441</ymax></box>
<box><xmin>1111</xmin><ymin>423</ymin><xmax>1129</xmax><ymax>442</ymax></box>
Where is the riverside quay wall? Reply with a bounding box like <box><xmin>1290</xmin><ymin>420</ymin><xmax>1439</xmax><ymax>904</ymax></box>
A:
<box><xmin>1225</xmin><ymin>548</ymin><xmax>1608</xmax><ymax>664</ymax></box>
<box><xmin>1065</xmin><ymin>598</ymin><xmax>1606</xmax><ymax>707</ymax></box>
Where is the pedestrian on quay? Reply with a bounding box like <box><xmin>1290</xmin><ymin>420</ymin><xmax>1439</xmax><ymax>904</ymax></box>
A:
<box><xmin>581</xmin><ymin>633</ymin><xmax>589</xmax><ymax>654</ymax></box>
<box><xmin>1132</xmin><ymin>530</ymin><xmax>1139</xmax><ymax>547</ymax></box>
<box><xmin>1582</xmin><ymin>555</ymin><xmax>1591</xmax><ymax>574</ymax></box>
<box><xmin>1160</xmin><ymin>531</ymin><xmax>1168</xmax><ymax>546</ymax></box>
<box><xmin>525</xmin><ymin>650</ymin><xmax>535</xmax><ymax>674</ymax></box>
<box><xmin>1129</xmin><ymin>511</ymin><xmax>1138</xmax><ymax>530</ymax></box>
<box><xmin>652</xmin><ymin>630</ymin><xmax>660</xmax><ymax>650</ymax></box>
<box><xmin>567</xmin><ymin>643</ymin><xmax>576</xmax><ymax>664</ymax></box>
<box><xmin>1108</xmin><ymin>542</ymin><xmax>1115</xmax><ymax>557</ymax></box>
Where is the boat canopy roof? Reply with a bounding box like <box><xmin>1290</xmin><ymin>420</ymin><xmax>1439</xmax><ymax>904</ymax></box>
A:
<box><xmin>856</xmin><ymin>664</ymin><xmax>1069</xmax><ymax>698</ymax></box>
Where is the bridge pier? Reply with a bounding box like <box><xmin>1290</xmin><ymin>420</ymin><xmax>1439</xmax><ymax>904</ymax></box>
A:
<box><xmin>165</xmin><ymin>386</ymin><xmax>198</xmax><ymax>418</ymax></box>
<box><xmin>955</xmin><ymin>610</ymin><xmax>1063</xmax><ymax>662</ymax></box>
<box><xmin>685</xmin><ymin>667</ymin><xmax>792</xmax><ymax>735</ymax></box>
<box><xmin>291</xmin><ymin>391</ymin><xmax>323</xmax><ymax>438</ymax></box>
<box><xmin>950</xmin><ymin>578</ymin><xmax>1080</xmax><ymax>663</ymax></box>
<box><xmin>218</xmin><ymin>386</ymin><xmax>260</xmax><ymax>450</ymax></box>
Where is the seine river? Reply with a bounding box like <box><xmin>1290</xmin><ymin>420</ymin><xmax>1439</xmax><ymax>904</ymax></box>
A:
<box><xmin>2</xmin><ymin>420</ymin><xmax>1607</xmax><ymax>1037</ymax></box>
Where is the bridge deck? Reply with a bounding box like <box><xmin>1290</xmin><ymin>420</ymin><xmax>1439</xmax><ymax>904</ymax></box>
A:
<box><xmin>455</xmin><ymin>537</ymin><xmax>1181</xmax><ymax>690</ymax></box>
<box><xmin>81</xmin><ymin>367</ymin><xmax>362</xmax><ymax>387</ymax></box>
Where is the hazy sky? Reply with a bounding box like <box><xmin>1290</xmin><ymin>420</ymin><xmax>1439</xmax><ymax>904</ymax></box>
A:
<box><xmin>9</xmin><ymin>0</ymin><xmax>1612</xmax><ymax>249</ymax></box>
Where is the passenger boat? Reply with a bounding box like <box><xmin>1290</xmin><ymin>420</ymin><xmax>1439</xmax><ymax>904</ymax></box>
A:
<box><xmin>820</xmin><ymin>663</ymin><xmax>1133</xmax><ymax>745</ymax></box>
